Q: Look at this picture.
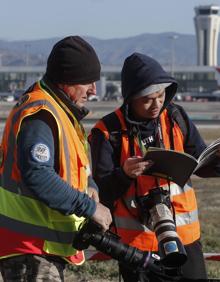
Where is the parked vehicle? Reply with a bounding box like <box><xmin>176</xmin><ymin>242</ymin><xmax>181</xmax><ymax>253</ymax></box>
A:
<box><xmin>0</xmin><ymin>92</ymin><xmax>14</xmax><ymax>102</ymax></box>
<box><xmin>88</xmin><ymin>94</ymin><xmax>100</xmax><ymax>102</ymax></box>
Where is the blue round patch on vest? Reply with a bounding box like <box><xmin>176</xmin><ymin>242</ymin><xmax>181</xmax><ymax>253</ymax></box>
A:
<box><xmin>31</xmin><ymin>143</ymin><xmax>50</xmax><ymax>163</ymax></box>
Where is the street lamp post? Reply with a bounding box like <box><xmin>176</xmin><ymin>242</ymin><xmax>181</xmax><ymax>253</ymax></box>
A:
<box><xmin>169</xmin><ymin>35</ymin><xmax>178</xmax><ymax>77</ymax></box>
<box><xmin>25</xmin><ymin>43</ymin><xmax>30</xmax><ymax>66</ymax></box>
<box><xmin>0</xmin><ymin>54</ymin><xmax>3</xmax><ymax>67</ymax></box>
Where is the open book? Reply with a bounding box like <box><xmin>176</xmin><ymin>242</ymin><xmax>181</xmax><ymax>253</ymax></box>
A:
<box><xmin>143</xmin><ymin>138</ymin><xmax>220</xmax><ymax>187</ymax></box>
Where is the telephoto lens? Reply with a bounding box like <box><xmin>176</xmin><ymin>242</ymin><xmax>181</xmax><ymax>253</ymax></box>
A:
<box><xmin>72</xmin><ymin>220</ymin><xmax>161</xmax><ymax>271</ymax></box>
<box><xmin>72</xmin><ymin>220</ymin><xmax>184</xmax><ymax>281</ymax></box>
<box><xmin>150</xmin><ymin>203</ymin><xmax>187</xmax><ymax>267</ymax></box>
<box><xmin>137</xmin><ymin>187</ymin><xmax>187</xmax><ymax>267</ymax></box>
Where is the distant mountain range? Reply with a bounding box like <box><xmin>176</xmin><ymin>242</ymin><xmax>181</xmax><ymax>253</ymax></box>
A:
<box><xmin>0</xmin><ymin>32</ymin><xmax>217</xmax><ymax>67</ymax></box>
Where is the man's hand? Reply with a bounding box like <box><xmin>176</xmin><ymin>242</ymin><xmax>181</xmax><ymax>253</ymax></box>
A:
<box><xmin>91</xmin><ymin>202</ymin><xmax>112</xmax><ymax>231</ymax></box>
<box><xmin>123</xmin><ymin>156</ymin><xmax>153</xmax><ymax>179</ymax></box>
<box><xmin>88</xmin><ymin>187</ymin><xmax>99</xmax><ymax>203</ymax></box>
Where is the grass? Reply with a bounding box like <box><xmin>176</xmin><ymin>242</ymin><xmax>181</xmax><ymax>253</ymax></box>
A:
<box><xmin>66</xmin><ymin>260</ymin><xmax>119</xmax><ymax>282</ymax></box>
<box><xmin>198</xmin><ymin>127</ymin><xmax>220</xmax><ymax>144</ymax></box>
<box><xmin>188</xmin><ymin>126</ymin><xmax>220</xmax><ymax>278</ymax></box>
<box><xmin>197</xmin><ymin>124</ymin><xmax>220</xmax><ymax>278</ymax></box>
<box><xmin>193</xmin><ymin>177</ymin><xmax>220</xmax><ymax>279</ymax></box>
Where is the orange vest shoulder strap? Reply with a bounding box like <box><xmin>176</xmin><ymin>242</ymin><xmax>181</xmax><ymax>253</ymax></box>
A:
<box><xmin>160</xmin><ymin>109</ymin><xmax>185</xmax><ymax>152</ymax></box>
<box><xmin>92</xmin><ymin>119</ymin><xmax>110</xmax><ymax>140</ymax></box>
<box><xmin>166</xmin><ymin>103</ymin><xmax>187</xmax><ymax>142</ymax></box>
<box><xmin>114</xmin><ymin>108</ymin><xmax>127</xmax><ymax>131</ymax></box>
<box><xmin>92</xmin><ymin>108</ymin><xmax>124</xmax><ymax>139</ymax></box>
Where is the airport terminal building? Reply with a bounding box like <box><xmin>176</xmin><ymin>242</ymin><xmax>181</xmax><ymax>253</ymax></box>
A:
<box><xmin>0</xmin><ymin>64</ymin><xmax>220</xmax><ymax>100</ymax></box>
<box><xmin>1</xmin><ymin>4</ymin><xmax>220</xmax><ymax>101</ymax></box>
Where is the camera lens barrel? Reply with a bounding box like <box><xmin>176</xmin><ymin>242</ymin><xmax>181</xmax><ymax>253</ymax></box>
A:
<box><xmin>149</xmin><ymin>203</ymin><xmax>187</xmax><ymax>267</ymax></box>
<box><xmin>72</xmin><ymin>220</ymin><xmax>154</xmax><ymax>269</ymax></box>
<box><xmin>89</xmin><ymin>230</ymin><xmax>150</xmax><ymax>268</ymax></box>
<box><xmin>137</xmin><ymin>188</ymin><xmax>187</xmax><ymax>268</ymax></box>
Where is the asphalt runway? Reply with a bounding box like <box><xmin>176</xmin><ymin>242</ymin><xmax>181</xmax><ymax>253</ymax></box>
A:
<box><xmin>0</xmin><ymin>101</ymin><xmax>220</xmax><ymax>139</ymax></box>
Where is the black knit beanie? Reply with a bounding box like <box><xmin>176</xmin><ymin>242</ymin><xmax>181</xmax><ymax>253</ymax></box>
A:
<box><xmin>45</xmin><ymin>36</ymin><xmax>101</xmax><ymax>84</ymax></box>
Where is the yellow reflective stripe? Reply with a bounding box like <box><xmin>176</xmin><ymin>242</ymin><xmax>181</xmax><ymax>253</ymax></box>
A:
<box><xmin>43</xmin><ymin>241</ymin><xmax>77</xmax><ymax>257</ymax></box>
<box><xmin>0</xmin><ymin>187</ymin><xmax>84</xmax><ymax>233</ymax></box>
<box><xmin>0</xmin><ymin>188</ymin><xmax>48</xmax><ymax>227</ymax></box>
<box><xmin>0</xmin><ymin>213</ymin><xmax>74</xmax><ymax>244</ymax></box>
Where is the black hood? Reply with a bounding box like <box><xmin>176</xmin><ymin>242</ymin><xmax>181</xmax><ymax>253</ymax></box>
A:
<box><xmin>121</xmin><ymin>53</ymin><xmax>178</xmax><ymax>111</ymax></box>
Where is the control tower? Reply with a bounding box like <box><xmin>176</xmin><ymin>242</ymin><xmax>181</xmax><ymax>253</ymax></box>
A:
<box><xmin>194</xmin><ymin>5</ymin><xmax>220</xmax><ymax>66</ymax></box>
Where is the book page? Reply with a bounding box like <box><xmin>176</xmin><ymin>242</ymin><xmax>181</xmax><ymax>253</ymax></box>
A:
<box><xmin>198</xmin><ymin>138</ymin><xmax>220</xmax><ymax>163</ymax></box>
<box><xmin>196</xmin><ymin>148</ymin><xmax>219</xmax><ymax>171</ymax></box>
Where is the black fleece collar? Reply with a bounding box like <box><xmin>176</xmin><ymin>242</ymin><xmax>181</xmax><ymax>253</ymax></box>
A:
<box><xmin>41</xmin><ymin>75</ymin><xmax>89</xmax><ymax>122</ymax></box>
<box><xmin>121</xmin><ymin>104</ymin><xmax>161</xmax><ymax>148</ymax></box>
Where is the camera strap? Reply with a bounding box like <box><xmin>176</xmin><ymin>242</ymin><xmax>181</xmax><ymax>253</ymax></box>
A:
<box><xmin>157</xmin><ymin>120</ymin><xmax>165</xmax><ymax>149</ymax></box>
<box><xmin>166</xmin><ymin>103</ymin><xmax>188</xmax><ymax>150</ymax></box>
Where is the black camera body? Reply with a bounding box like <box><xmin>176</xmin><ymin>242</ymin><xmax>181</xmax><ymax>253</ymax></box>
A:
<box><xmin>136</xmin><ymin>187</ymin><xmax>187</xmax><ymax>267</ymax></box>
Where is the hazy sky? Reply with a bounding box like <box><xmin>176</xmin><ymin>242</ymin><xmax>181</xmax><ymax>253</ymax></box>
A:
<box><xmin>1</xmin><ymin>0</ymin><xmax>220</xmax><ymax>41</ymax></box>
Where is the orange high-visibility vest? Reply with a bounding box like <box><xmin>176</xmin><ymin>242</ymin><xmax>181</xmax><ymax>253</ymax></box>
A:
<box><xmin>0</xmin><ymin>81</ymin><xmax>90</xmax><ymax>264</ymax></box>
<box><xmin>94</xmin><ymin>108</ymin><xmax>200</xmax><ymax>251</ymax></box>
